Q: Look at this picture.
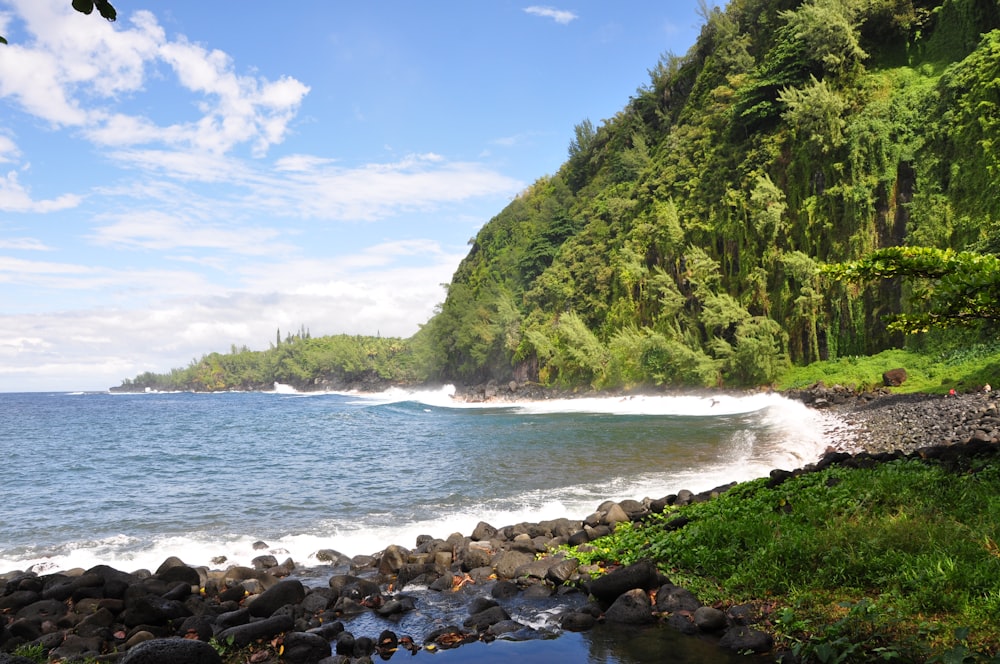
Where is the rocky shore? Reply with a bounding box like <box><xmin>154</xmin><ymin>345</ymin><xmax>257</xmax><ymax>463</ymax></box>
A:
<box><xmin>3</xmin><ymin>386</ymin><xmax>999</xmax><ymax>664</ymax></box>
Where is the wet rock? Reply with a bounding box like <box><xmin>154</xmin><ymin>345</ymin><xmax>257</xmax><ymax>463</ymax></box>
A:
<box><xmin>377</xmin><ymin>544</ymin><xmax>409</xmax><ymax>575</ymax></box>
<box><xmin>118</xmin><ymin>637</ymin><xmax>222</xmax><ymax>664</ymax></box>
<box><xmin>248</xmin><ymin>579</ymin><xmax>305</xmax><ymax>618</ymax></box>
<box><xmin>154</xmin><ymin>562</ymin><xmax>200</xmax><ymax>587</ymax></box>
<box><xmin>464</xmin><ymin>605</ymin><xmax>510</xmax><ymax>631</ymax></box>
<box><xmin>561</xmin><ymin>611</ymin><xmax>598</xmax><ymax>631</ymax></box>
<box><xmin>667</xmin><ymin>612</ymin><xmax>699</xmax><ymax>635</ymax></box>
<box><xmin>655</xmin><ymin>583</ymin><xmax>701</xmax><ymax>613</ymax></box>
<box><xmin>471</xmin><ymin>521</ymin><xmax>497</xmax><ymax>541</ymax></box>
<box><xmin>314</xmin><ymin>549</ymin><xmax>351</xmax><ymax>566</ymax></box>
<box><xmin>282</xmin><ymin>631</ymin><xmax>332</xmax><ymax>664</ymax></box>
<box><xmin>720</xmin><ymin>625</ymin><xmax>775</xmax><ymax>653</ymax></box>
<box><xmin>604</xmin><ymin>588</ymin><xmax>655</xmax><ymax>624</ymax></box>
<box><xmin>215</xmin><ymin>614</ymin><xmax>294</xmax><ymax>648</ymax></box>
<box><xmin>693</xmin><ymin>606</ymin><xmax>728</xmax><ymax>631</ymax></box>
<box><xmin>588</xmin><ymin>560</ymin><xmax>660</xmax><ymax>603</ymax></box>
<box><xmin>491</xmin><ymin>580</ymin><xmax>519</xmax><ymax>599</ymax></box>
<box><xmin>494</xmin><ymin>550</ymin><xmax>534</xmax><ymax>579</ymax></box>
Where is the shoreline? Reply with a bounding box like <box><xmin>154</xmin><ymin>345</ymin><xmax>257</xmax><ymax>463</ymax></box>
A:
<box><xmin>4</xmin><ymin>387</ymin><xmax>998</xmax><ymax>662</ymax></box>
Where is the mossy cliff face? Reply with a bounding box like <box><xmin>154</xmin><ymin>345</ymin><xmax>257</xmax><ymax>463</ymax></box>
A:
<box><xmin>420</xmin><ymin>0</ymin><xmax>1000</xmax><ymax>390</ymax></box>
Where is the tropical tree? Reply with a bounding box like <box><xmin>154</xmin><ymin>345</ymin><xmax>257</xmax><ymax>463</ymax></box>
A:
<box><xmin>824</xmin><ymin>246</ymin><xmax>1000</xmax><ymax>333</ymax></box>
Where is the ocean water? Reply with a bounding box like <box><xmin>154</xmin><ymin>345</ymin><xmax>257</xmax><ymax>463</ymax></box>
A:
<box><xmin>0</xmin><ymin>386</ymin><xmax>844</xmax><ymax>575</ymax></box>
<box><xmin>1</xmin><ymin>386</ymin><xmax>849</xmax><ymax>662</ymax></box>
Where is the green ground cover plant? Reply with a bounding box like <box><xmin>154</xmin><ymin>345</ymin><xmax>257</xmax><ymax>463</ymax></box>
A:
<box><xmin>776</xmin><ymin>341</ymin><xmax>1000</xmax><ymax>394</ymax></box>
<box><xmin>566</xmin><ymin>458</ymin><xmax>1000</xmax><ymax>662</ymax></box>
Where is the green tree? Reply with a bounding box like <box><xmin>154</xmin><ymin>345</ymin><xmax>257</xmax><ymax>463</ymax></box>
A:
<box><xmin>780</xmin><ymin>0</ymin><xmax>868</xmax><ymax>77</ymax></box>
<box><xmin>825</xmin><ymin>246</ymin><xmax>1000</xmax><ymax>333</ymax></box>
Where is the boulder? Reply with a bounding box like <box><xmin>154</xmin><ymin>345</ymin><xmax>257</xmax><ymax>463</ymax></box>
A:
<box><xmin>154</xmin><ymin>563</ymin><xmax>200</xmax><ymax>587</ymax></box>
<box><xmin>655</xmin><ymin>583</ymin><xmax>701</xmax><ymax>613</ymax></box>
<box><xmin>588</xmin><ymin>560</ymin><xmax>660</xmax><ymax>603</ymax></box>
<box><xmin>494</xmin><ymin>550</ymin><xmax>534</xmax><ymax>579</ymax></box>
<box><xmin>248</xmin><ymin>579</ymin><xmax>305</xmax><ymax>618</ymax></box>
<box><xmin>281</xmin><ymin>631</ymin><xmax>332</xmax><ymax>664</ymax></box>
<box><xmin>560</xmin><ymin>611</ymin><xmax>597</xmax><ymax>631</ymax></box>
<box><xmin>720</xmin><ymin>625</ymin><xmax>775</xmax><ymax>653</ymax></box>
<box><xmin>464</xmin><ymin>605</ymin><xmax>511</xmax><ymax>631</ymax></box>
<box><xmin>882</xmin><ymin>368</ymin><xmax>907</xmax><ymax>387</ymax></box>
<box><xmin>377</xmin><ymin>544</ymin><xmax>409</xmax><ymax>575</ymax></box>
<box><xmin>118</xmin><ymin>638</ymin><xmax>222</xmax><ymax>664</ymax></box>
<box><xmin>604</xmin><ymin>588</ymin><xmax>655</xmax><ymax>624</ymax></box>
<box><xmin>470</xmin><ymin>521</ymin><xmax>497</xmax><ymax>541</ymax></box>
<box><xmin>216</xmin><ymin>614</ymin><xmax>295</xmax><ymax>648</ymax></box>
<box><xmin>693</xmin><ymin>606</ymin><xmax>728</xmax><ymax>631</ymax></box>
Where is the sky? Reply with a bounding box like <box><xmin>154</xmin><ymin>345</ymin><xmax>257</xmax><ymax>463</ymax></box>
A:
<box><xmin>0</xmin><ymin>1</ymin><xmax>711</xmax><ymax>392</ymax></box>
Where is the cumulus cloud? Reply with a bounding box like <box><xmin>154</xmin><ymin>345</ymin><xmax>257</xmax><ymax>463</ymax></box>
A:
<box><xmin>0</xmin><ymin>1</ymin><xmax>308</xmax><ymax>157</ymax></box>
<box><xmin>524</xmin><ymin>6</ymin><xmax>578</xmax><ymax>24</ymax></box>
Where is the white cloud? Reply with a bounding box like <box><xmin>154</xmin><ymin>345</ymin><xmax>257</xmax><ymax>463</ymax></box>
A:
<box><xmin>0</xmin><ymin>170</ymin><xmax>81</xmax><ymax>212</ymax></box>
<box><xmin>0</xmin><ymin>135</ymin><xmax>22</xmax><ymax>163</ymax></box>
<box><xmin>0</xmin><ymin>240</ymin><xmax>463</xmax><ymax>392</ymax></box>
<box><xmin>250</xmin><ymin>154</ymin><xmax>522</xmax><ymax>222</ymax></box>
<box><xmin>524</xmin><ymin>6</ymin><xmax>578</xmax><ymax>24</ymax></box>
<box><xmin>274</xmin><ymin>154</ymin><xmax>337</xmax><ymax>172</ymax></box>
<box><xmin>0</xmin><ymin>237</ymin><xmax>51</xmax><ymax>251</ymax></box>
<box><xmin>1</xmin><ymin>1</ymin><xmax>308</xmax><ymax>158</ymax></box>
<box><xmin>89</xmin><ymin>209</ymin><xmax>289</xmax><ymax>255</ymax></box>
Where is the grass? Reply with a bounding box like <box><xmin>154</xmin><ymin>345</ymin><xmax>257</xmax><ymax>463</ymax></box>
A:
<box><xmin>775</xmin><ymin>340</ymin><xmax>1000</xmax><ymax>394</ymax></box>
<box><xmin>564</xmin><ymin>457</ymin><xmax>1000</xmax><ymax>662</ymax></box>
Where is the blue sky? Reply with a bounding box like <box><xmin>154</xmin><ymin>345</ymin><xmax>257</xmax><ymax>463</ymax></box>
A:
<box><xmin>0</xmin><ymin>1</ymin><xmax>710</xmax><ymax>391</ymax></box>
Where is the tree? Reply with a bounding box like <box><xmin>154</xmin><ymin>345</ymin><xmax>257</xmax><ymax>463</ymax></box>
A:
<box><xmin>780</xmin><ymin>0</ymin><xmax>867</xmax><ymax>77</ymax></box>
<box><xmin>824</xmin><ymin>246</ymin><xmax>1000</xmax><ymax>333</ymax></box>
<box><xmin>2</xmin><ymin>1</ymin><xmax>116</xmax><ymax>44</ymax></box>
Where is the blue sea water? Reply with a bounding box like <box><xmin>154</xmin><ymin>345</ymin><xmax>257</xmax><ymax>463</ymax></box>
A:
<box><xmin>0</xmin><ymin>386</ymin><xmax>848</xmax><ymax>662</ymax></box>
<box><xmin>0</xmin><ymin>386</ymin><xmax>843</xmax><ymax>575</ymax></box>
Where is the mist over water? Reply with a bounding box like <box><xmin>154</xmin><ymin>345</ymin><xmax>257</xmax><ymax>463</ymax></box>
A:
<box><xmin>0</xmin><ymin>388</ymin><xmax>843</xmax><ymax>575</ymax></box>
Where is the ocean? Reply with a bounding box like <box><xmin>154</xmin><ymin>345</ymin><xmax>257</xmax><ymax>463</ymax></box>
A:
<box><xmin>0</xmin><ymin>386</ymin><xmax>846</xmax><ymax>662</ymax></box>
<box><xmin>0</xmin><ymin>386</ymin><xmax>843</xmax><ymax>575</ymax></box>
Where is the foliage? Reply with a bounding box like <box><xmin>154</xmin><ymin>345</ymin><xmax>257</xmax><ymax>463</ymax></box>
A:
<box><xmin>776</xmin><ymin>338</ymin><xmax>1000</xmax><ymax>393</ymax></box>
<box><xmin>71</xmin><ymin>0</ymin><xmax>117</xmax><ymax>21</ymax></box>
<box><xmin>825</xmin><ymin>246</ymin><xmax>1000</xmax><ymax>333</ymax></box>
<box><xmin>114</xmin><ymin>329</ymin><xmax>419</xmax><ymax>392</ymax></box>
<box><xmin>12</xmin><ymin>644</ymin><xmax>46</xmax><ymax>663</ymax></box>
<box><xmin>567</xmin><ymin>458</ymin><xmax>1000</xmax><ymax>660</ymax></box>
<box><xmin>780</xmin><ymin>0</ymin><xmax>869</xmax><ymax>77</ymax></box>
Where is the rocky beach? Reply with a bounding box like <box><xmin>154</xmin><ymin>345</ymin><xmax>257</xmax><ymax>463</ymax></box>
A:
<box><xmin>2</xmin><ymin>387</ymin><xmax>999</xmax><ymax>664</ymax></box>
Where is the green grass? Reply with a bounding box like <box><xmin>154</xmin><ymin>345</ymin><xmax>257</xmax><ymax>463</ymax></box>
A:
<box><xmin>776</xmin><ymin>341</ymin><xmax>1000</xmax><ymax>394</ymax></box>
<box><xmin>565</xmin><ymin>458</ymin><xmax>1000</xmax><ymax>662</ymax></box>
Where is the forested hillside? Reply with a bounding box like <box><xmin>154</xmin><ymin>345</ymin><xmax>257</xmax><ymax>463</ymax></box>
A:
<box><xmin>112</xmin><ymin>331</ymin><xmax>419</xmax><ymax>392</ymax></box>
<box><xmin>415</xmin><ymin>0</ymin><xmax>1000</xmax><ymax>389</ymax></box>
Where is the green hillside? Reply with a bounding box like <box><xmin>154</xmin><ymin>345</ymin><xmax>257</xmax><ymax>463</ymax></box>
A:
<box><xmin>415</xmin><ymin>0</ymin><xmax>1000</xmax><ymax>390</ymax></box>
